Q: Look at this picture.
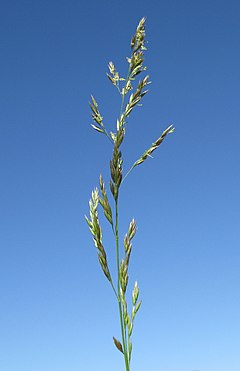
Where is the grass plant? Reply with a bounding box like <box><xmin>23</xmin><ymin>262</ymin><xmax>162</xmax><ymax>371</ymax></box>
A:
<box><xmin>85</xmin><ymin>18</ymin><xmax>174</xmax><ymax>371</ymax></box>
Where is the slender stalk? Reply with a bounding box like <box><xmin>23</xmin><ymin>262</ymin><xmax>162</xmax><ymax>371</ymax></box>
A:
<box><xmin>120</xmin><ymin>67</ymin><xmax>131</xmax><ymax>119</ymax></box>
<box><xmin>117</xmin><ymin>65</ymin><xmax>133</xmax><ymax>371</ymax></box>
<box><xmin>115</xmin><ymin>198</ymin><xmax>130</xmax><ymax>371</ymax></box>
<box><xmin>103</xmin><ymin>127</ymin><xmax>114</xmax><ymax>144</ymax></box>
<box><xmin>110</xmin><ymin>278</ymin><xmax>118</xmax><ymax>299</ymax></box>
<box><xmin>122</xmin><ymin>164</ymin><xmax>135</xmax><ymax>183</ymax></box>
<box><xmin>86</xmin><ymin>18</ymin><xmax>174</xmax><ymax>371</ymax></box>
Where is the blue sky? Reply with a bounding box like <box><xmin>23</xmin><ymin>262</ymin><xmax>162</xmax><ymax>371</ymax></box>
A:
<box><xmin>0</xmin><ymin>1</ymin><xmax>240</xmax><ymax>371</ymax></box>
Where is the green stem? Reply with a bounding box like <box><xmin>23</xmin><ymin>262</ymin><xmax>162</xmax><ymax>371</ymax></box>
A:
<box><xmin>119</xmin><ymin>64</ymin><xmax>132</xmax><ymax>124</ymax></box>
<box><xmin>112</xmin><ymin>62</ymin><xmax>134</xmax><ymax>371</ymax></box>
<box><xmin>109</xmin><ymin>277</ymin><xmax>118</xmax><ymax>299</ymax></box>
<box><xmin>103</xmin><ymin>127</ymin><xmax>114</xmax><ymax>144</ymax></box>
<box><xmin>122</xmin><ymin>164</ymin><xmax>135</xmax><ymax>183</ymax></box>
<box><xmin>115</xmin><ymin>199</ymin><xmax>130</xmax><ymax>371</ymax></box>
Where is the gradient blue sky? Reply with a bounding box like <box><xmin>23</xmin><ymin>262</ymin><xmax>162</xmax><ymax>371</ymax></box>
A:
<box><xmin>0</xmin><ymin>1</ymin><xmax>240</xmax><ymax>371</ymax></box>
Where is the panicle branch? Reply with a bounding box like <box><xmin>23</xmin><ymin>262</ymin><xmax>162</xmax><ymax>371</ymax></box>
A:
<box><xmin>85</xmin><ymin>189</ymin><xmax>112</xmax><ymax>282</ymax></box>
<box><xmin>99</xmin><ymin>174</ymin><xmax>113</xmax><ymax>226</ymax></box>
<box><xmin>132</xmin><ymin>124</ymin><xmax>175</xmax><ymax>168</ymax></box>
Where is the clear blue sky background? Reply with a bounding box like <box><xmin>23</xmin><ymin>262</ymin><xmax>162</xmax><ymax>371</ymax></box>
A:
<box><xmin>0</xmin><ymin>1</ymin><xmax>239</xmax><ymax>371</ymax></box>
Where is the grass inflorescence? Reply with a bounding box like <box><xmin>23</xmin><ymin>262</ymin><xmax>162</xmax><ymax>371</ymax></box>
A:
<box><xmin>85</xmin><ymin>17</ymin><xmax>174</xmax><ymax>371</ymax></box>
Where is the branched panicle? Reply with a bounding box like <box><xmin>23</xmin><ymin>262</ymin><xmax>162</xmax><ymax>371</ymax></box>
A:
<box><xmin>107</xmin><ymin>18</ymin><xmax>148</xmax><ymax>120</ymax></box>
<box><xmin>120</xmin><ymin>18</ymin><xmax>149</xmax><ymax>124</ymax></box>
<box><xmin>86</xmin><ymin>17</ymin><xmax>174</xmax><ymax>371</ymax></box>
